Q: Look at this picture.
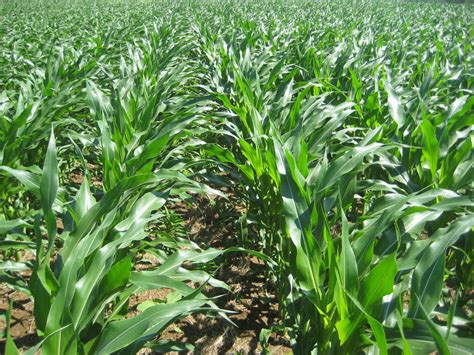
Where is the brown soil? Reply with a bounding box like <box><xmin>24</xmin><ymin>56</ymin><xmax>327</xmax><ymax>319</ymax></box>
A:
<box><xmin>0</xmin><ymin>285</ymin><xmax>38</xmax><ymax>352</ymax></box>
<box><xmin>156</xmin><ymin>252</ymin><xmax>291</xmax><ymax>353</ymax></box>
<box><xmin>146</xmin><ymin>193</ymin><xmax>291</xmax><ymax>353</ymax></box>
<box><xmin>69</xmin><ymin>163</ymin><xmax>102</xmax><ymax>188</ymax></box>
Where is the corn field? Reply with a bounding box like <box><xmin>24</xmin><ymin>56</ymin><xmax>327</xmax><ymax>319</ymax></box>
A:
<box><xmin>0</xmin><ymin>0</ymin><xmax>473</xmax><ymax>353</ymax></box>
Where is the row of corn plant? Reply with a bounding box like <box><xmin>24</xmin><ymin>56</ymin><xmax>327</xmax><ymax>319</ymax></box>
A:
<box><xmin>2</xmin><ymin>129</ymin><xmax>232</xmax><ymax>354</ymax></box>
<box><xmin>1</xmin><ymin>2</ymin><xmax>234</xmax><ymax>353</ymax></box>
<box><xmin>193</xmin><ymin>0</ymin><xmax>473</xmax><ymax>353</ymax></box>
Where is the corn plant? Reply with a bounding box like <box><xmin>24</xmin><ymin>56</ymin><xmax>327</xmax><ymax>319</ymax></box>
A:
<box><xmin>1</xmin><ymin>128</ymin><xmax>234</xmax><ymax>354</ymax></box>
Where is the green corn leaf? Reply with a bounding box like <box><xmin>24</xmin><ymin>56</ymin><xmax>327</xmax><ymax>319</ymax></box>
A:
<box><xmin>338</xmin><ymin>208</ymin><xmax>359</xmax><ymax>297</ymax></box>
<box><xmin>387</xmin><ymin>317</ymin><xmax>473</xmax><ymax>354</ymax></box>
<box><xmin>143</xmin><ymin>340</ymin><xmax>194</xmax><ymax>353</ymax></box>
<box><xmin>5</xmin><ymin>301</ymin><xmax>20</xmax><ymax>355</ymax></box>
<box><xmin>0</xmin><ymin>240</ymin><xmax>36</xmax><ymax>251</ymax></box>
<box><xmin>74</xmin><ymin>177</ymin><xmax>96</xmax><ymax>222</ymax></box>
<box><xmin>318</xmin><ymin>143</ymin><xmax>385</xmax><ymax>193</ymax></box>
<box><xmin>446</xmin><ymin>95</ymin><xmax>468</xmax><ymax>120</ymax></box>
<box><xmin>415</xmin><ymin>296</ymin><xmax>450</xmax><ymax>354</ymax></box>
<box><xmin>93</xmin><ymin>300</ymin><xmax>208</xmax><ymax>354</ymax></box>
<box><xmin>395</xmin><ymin>310</ymin><xmax>413</xmax><ymax>355</ymax></box>
<box><xmin>0</xmin><ymin>219</ymin><xmax>30</xmax><ymax>234</ymax></box>
<box><xmin>274</xmin><ymin>140</ymin><xmax>320</xmax><ymax>292</ymax></box>
<box><xmin>98</xmin><ymin>256</ymin><xmax>132</xmax><ymax>300</ymax></box>
<box><xmin>0</xmin><ymin>166</ymin><xmax>41</xmax><ymax>197</ymax></box>
<box><xmin>446</xmin><ymin>292</ymin><xmax>458</xmax><ymax>340</ymax></box>
<box><xmin>0</xmin><ymin>261</ymin><xmax>31</xmax><ymax>272</ymax></box>
<box><xmin>409</xmin><ymin>215</ymin><xmax>473</xmax><ymax>318</ymax></box>
<box><xmin>40</xmin><ymin>129</ymin><xmax>58</xmax><ymax>213</ymax></box>
<box><xmin>420</xmin><ymin>119</ymin><xmax>439</xmax><ymax>181</ymax></box>
<box><xmin>360</xmin><ymin>254</ymin><xmax>397</xmax><ymax>309</ymax></box>
<box><xmin>384</xmin><ymin>79</ymin><xmax>405</xmax><ymax>128</ymax></box>
<box><xmin>346</xmin><ymin>292</ymin><xmax>388</xmax><ymax>355</ymax></box>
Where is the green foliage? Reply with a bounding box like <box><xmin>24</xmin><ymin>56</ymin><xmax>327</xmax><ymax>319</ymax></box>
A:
<box><xmin>0</xmin><ymin>0</ymin><xmax>472</xmax><ymax>353</ymax></box>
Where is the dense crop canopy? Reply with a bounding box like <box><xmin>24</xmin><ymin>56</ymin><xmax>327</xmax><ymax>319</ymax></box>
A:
<box><xmin>0</xmin><ymin>0</ymin><xmax>473</xmax><ymax>353</ymax></box>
